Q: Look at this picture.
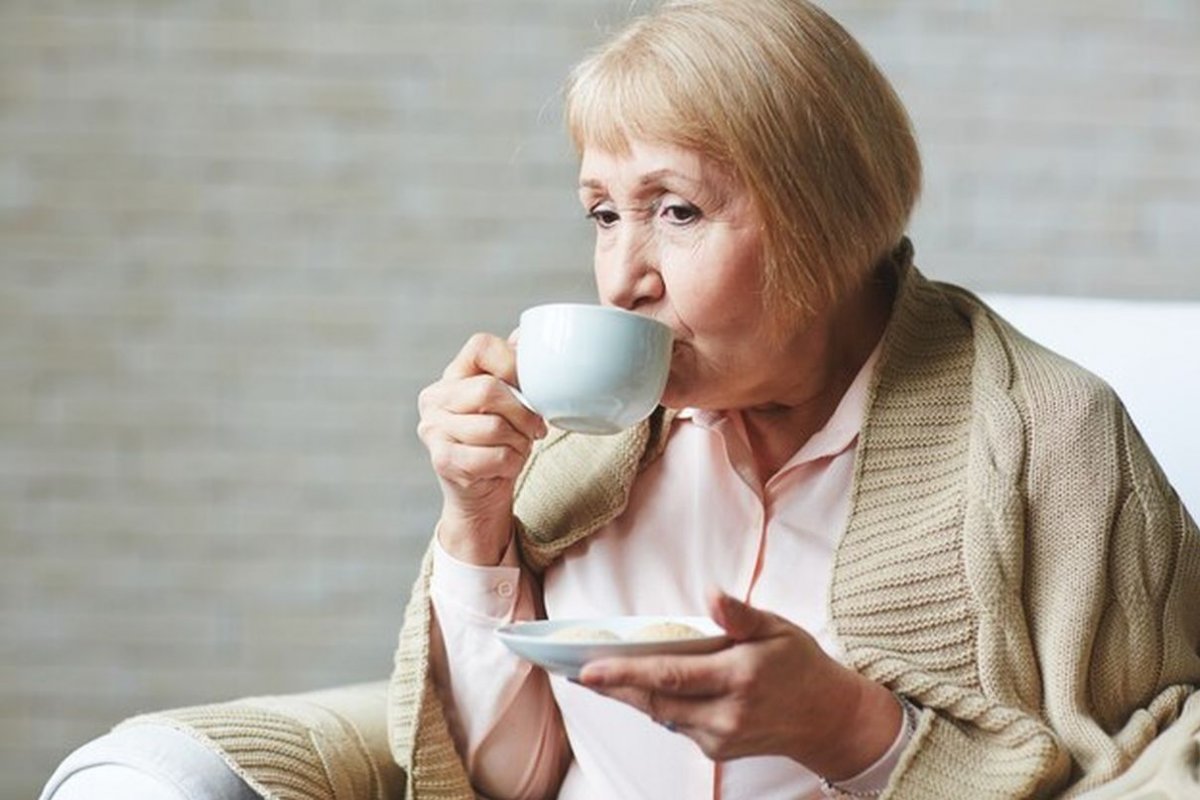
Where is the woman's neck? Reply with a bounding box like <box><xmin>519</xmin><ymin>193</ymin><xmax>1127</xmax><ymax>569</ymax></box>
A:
<box><xmin>741</xmin><ymin>269</ymin><xmax>895</xmax><ymax>482</ymax></box>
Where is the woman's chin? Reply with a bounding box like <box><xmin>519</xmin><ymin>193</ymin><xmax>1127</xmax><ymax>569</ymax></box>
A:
<box><xmin>661</xmin><ymin>351</ymin><xmax>715</xmax><ymax>410</ymax></box>
<box><xmin>659</xmin><ymin>383</ymin><xmax>695</xmax><ymax>411</ymax></box>
<box><xmin>660</xmin><ymin>361</ymin><xmax>709</xmax><ymax>410</ymax></box>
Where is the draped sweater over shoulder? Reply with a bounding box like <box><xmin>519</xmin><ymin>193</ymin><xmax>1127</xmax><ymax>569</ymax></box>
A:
<box><xmin>388</xmin><ymin>263</ymin><xmax>1200</xmax><ymax>799</ymax></box>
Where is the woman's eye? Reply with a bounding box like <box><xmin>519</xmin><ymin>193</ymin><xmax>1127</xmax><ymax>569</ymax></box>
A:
<box><xmin>661</xmin><ymin>202</ymin><xmax>701</xmax><ymax>225</ymax></box>
<box><xmin>587</xmin><ymin>207</ymin><xmax>619</xmax><ymax>228</ymax></box>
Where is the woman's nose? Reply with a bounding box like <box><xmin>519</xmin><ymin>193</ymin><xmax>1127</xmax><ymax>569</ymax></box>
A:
<box><xmin>596</xmin><ymin>225</ymin><xmax>664</xmax><ymax>311</ymax></box>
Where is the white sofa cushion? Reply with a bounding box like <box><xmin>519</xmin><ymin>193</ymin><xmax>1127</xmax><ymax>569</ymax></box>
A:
<box><xmin>39</xmin><ymin>724</ymin><xmax>257</xmax><ymax>800</ymax></box>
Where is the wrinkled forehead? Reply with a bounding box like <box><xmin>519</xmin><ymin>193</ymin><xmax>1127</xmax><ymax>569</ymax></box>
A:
<box><xmin>576</xmin><ymin>140</ymin><xmax>744</xmax><ymax>211</ymax></box>
<box><xmin>577</xmin><ymin>141</ymin><xmax>705</xmax><ymax>183</ymax></box>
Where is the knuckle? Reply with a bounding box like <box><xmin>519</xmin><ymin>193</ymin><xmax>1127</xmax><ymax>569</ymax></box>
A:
<box><xmin>484</xmin><ymin>414</ymin><xmax>508</xmax><ymax>438</ymax></box>
<box><xmin>489</xmin><ymin>449</ymin><xmax>511</xmax><ymax>473</ymax></box>
<box><xmin>644</xmin><ymin>691</ymin><xmax>667</xmax><ymax>723</ymax></box>
<box><xmin>430</xmin><ymin>446</ymin><xmax>472</xmax><ymax>485</ymax></box>
<box><xmin>466</xmin><ymin>332</ymin><xmax>501</xmax><ymax>363</ymax></box>
<box><xmin>643</xmin><ymin>691</ymin><xmax>660</xmax><ymax>719</ymax></box>
<box><xmin>446</xmin><ymin>333</ymin><xmax>498</xmax><ymax>378</ymax></box>
<box><xmin>701</xmin><ymin>740</ymin><xmax>729</xmax><ymax>761</ymax></box>
<box><xmin>514</xmin><ymin>434</ymin><xmax>534</xmax><ymax>457</ymax></box>
<box><xmin>419</xmin><ymin>380</ymin><xmax>456</xmax><ymax>415</ymax></box>
<box><xmin>727</xmin><ymin>665</ymin><xmax>754</xmax><ymax>693</ymax></box>
<box><xmin>417</xmin><ymin>382</ymin><xmax>437</xmax><ymax>405</ymax></box>
<box><xmin>498</xmin><ymin>446</ymin><xmax>527</xmax><ymax>473</ymax></box>
<box><xmin>482</xmin><ymin>375</ymin><xmax>513</xmax><ymax>405</ymax></box>
<box><xmin>711</xmin><ymin>708</ymin><xmax>739</xmax><ymax>739</ymax></box>
<box><xmin>726</xmin><ymin>704</ymin><xmax>748</xmax><ymax>733</ymax></box>
<box><xmin>429</xmin><ymin>445</ymin><xmax>455</xmax><ymax>476</ymax></box>
<box><xmin>465</xmin><ymin>331</ymin><xmax>492</xmax><ymax>352</ymax></box>
<box><xmin>657</xmin><ymin>664</ymin><xmax>687</xmax><ymax>693</ymax></box>
<box><xmin>469</xmin><ymin>376</ymin><xmax>501</xmax><ymax>411</ymax></box>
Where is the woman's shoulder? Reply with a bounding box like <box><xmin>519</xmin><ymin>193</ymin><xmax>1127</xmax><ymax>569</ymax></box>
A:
<box><xmin>933</xmin><ymin>283</ymin><xmax>1141</xmax><ymax>485</ymax></box>
<box><xmin>942</xmin><ymin>281</ymin><xmax>1121</xmax><ymax>414</ymax></box>
<box><xmin>887</xmin><ymin>271</ymin><xmax>1121</xmax><ymax>446</ymax></box>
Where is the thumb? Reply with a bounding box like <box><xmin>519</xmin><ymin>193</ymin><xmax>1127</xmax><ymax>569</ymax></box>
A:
<box><xmin>710</xmin><ymin>592</ymin><xmax>786</xmax><ymax>643</ymax></box>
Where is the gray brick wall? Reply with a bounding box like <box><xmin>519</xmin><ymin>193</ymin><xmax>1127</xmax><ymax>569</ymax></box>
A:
<box><xmin>2</xmin><ymin>1</ymin><xmax>1197</xmax><ymax>796</ymax></box>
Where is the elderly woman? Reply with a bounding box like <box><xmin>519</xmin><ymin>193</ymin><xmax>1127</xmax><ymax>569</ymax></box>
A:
<box><xmin>32</xmin><ymin>2</ymin><xmax>1200</xmax><ymax>800</ymax></box>
<box><xmin>390</xmin><ymin>1</ymin><xmax>1200</xmax><ymax>799</ymax></box>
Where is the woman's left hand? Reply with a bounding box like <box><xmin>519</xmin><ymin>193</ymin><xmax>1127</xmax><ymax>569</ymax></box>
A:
<box><xmin>577</xmin><ymin>593</ymin><xmax>902</xmax><ymax>781</ymax></box>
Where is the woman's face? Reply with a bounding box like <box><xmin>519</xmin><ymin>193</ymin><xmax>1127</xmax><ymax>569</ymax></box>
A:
<box><xmin>579</xmin><ymin>139</ymin><xmax>804</xmax><ymax>411</ymax></box>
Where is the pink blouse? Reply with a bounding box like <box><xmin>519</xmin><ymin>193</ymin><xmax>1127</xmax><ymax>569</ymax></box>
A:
<box><xmin>429</xmin><ymin>345</ymin><xmax>910</xmax><ymax>799</ymax></box>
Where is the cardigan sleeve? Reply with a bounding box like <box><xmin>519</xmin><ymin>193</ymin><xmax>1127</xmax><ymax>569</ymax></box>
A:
<box><xmin>1022</xmin><ymin>371</ymin><xmax>1200</xmax><ymax>795</ymax></box>
<box><xmin>880</xmin><ymin>368</ymin><xmax>1200</xmax><ymax>799</ymax></box>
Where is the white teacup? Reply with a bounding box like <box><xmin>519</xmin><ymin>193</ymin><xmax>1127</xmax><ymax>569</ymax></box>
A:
<box><xmin>516</xmin><ymin>304</ymin><xmax>674</xmax><ymax>435</ymax></box>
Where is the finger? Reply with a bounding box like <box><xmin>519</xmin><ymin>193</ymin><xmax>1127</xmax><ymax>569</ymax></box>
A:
<box><xmin>440</xmin><ymin>374</ymin><xmax>531</xmax><ymax>419</ymax></box>
<box><xmin>421</xmin><ymin>375</ymin><xmax>546</xmax><ymax>442</ymax></box>
<box><xmin>443</xmin><ymin>333</ymin><xmax>518</xmax><ymax>384</ymax></box>
<box><xmin>579</xmin><ymin>654</ymin><xmax>728</xmax><ymax>697</ymax></box>
<box><xmin>643</xmin><ymin>693</ymin><xmax>714</xmax><ymax>734</ymax></box>
<box><xmin>710</xmin><ymin>592</ymin><xmax>788</xmax><ymax>643</ymax></box>
<box><xmin>426</xmin><ymin>439</ymin><xmax>530</xmax><ymax>487</ymax></box>
<box><xmin>586</xmin><ymin>684</ymin><xmax>713</xmax><ymax>731</ymax></box>
<box><xmin>420</xmin><ymin>411</ymin><xmax>534</xmax><ymax>457</ymax></box>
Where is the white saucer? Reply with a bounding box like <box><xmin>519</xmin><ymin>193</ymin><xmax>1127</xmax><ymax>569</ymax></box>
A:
<box><xmin>496</xmin><ymin>615</ymin><xmax>729</xmax><ymax>679</ymax></box>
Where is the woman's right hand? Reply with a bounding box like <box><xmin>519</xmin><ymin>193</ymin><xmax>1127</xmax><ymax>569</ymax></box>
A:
<box><xmin>417</xmin><ymin>332</ymin><xmax>548</xmax><ymax>565</ymax></box>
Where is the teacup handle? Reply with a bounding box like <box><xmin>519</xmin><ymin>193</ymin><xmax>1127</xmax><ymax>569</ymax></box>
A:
<box><xmin>508</xmin><ymin>384</ymin><xmax>539</xmax><ymax>416</ymax></box>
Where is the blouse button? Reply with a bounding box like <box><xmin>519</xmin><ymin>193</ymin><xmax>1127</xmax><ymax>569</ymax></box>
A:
<box><xmin>496</xmin><ymin>580</ymin><xmax>515</xmax><ymax>598</ymax></box>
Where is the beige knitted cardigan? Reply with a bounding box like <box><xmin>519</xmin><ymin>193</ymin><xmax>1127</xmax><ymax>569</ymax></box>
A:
<box><xmin>388</xmin><ymin>263</ymin><xmax>1200</xmax><ymax>799</ymax></box>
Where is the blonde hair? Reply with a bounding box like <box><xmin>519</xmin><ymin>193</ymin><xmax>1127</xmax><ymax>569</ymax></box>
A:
<box><xmin>565</xmin><ymin>0</ymin><xmax>921</xmax><ymax>318</ymax></box>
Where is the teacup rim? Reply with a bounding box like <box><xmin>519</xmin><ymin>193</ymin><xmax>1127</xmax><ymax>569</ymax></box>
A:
<box><xmin>520</xmin><ymin>302</ymin><xmax>672</xmax><ymax>333</ymax></box>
